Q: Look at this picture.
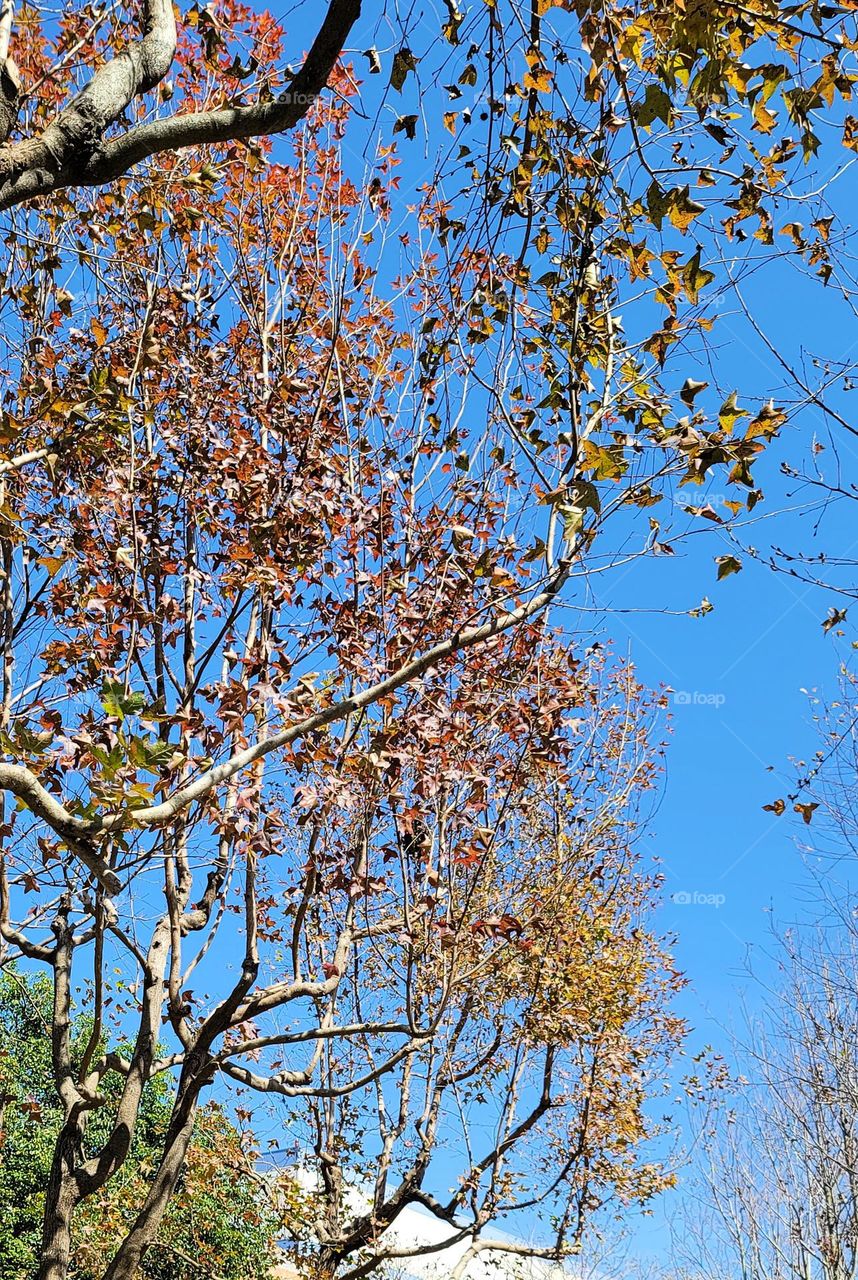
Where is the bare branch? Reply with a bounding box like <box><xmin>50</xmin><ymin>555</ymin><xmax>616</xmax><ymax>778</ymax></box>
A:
<box><xmin>0</xmin><ymin>446</ymin><xmax>50</xmax><ymax>476</ymax></box>
<box><xmin>0</xmin><ymin>856</ymin><xmax>53</xmax><ymax>960</ymax></box>
<box><xmin>450</xmin><ymin>1237</ymin><xmax>562</xmax><ymax>1280</ymax></box>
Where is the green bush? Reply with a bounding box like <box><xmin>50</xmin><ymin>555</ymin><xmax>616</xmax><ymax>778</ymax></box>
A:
<box><xmin>0</xmin><ymin>968</ymin><xmax>278</xmax><ymax>1280</ymax></box>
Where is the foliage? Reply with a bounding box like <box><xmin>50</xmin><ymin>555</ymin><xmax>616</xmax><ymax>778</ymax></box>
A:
<box><xmin>0</xmin><ymin>0</ymin><xmax>856</xmax><ymax>1277</ymax></box>
<box><xmin>0</xmin><ymin>969</ymin><xmax>278</xmax><ymax>1280</ymax></box>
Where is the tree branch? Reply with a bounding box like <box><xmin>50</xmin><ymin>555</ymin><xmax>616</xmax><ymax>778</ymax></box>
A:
<box><xmin>0</xmin><ymin>764</ymin><xmax>119</xmax><ymax>893</ymax></box>
<box><xmin>121</xmin><ymin>558</ymin><xmax>572</xmax><ymax>831</ymax></box>
<box><xmin>0</xmin><ymin>0</ymin><xmax>361</xmax><ymax>211</ymax></box>
<box><xmin>450</xmin><ymin>1237</ymin><xmax>562</xmax><ymax>1280</ymax></box>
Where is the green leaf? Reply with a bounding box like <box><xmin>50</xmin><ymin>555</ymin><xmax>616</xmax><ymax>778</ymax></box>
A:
<box><xmin>634</xmin><ymin>84</ymin><xmax>671</xmax><ymax>129</ymax></box>
<box><xmin>101</xmin><ymin>680</ymin><xmax>146</xmax><ymax>722</ymax></box>
<box><xmin>646</xmin><ymin>179</ymin><xmax>669</xmax><ymax>231</ymax></box>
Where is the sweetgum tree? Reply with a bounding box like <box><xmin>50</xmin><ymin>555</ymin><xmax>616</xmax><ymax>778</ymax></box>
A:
<box><xmin>0</xmin><ymin>0</ymin><xmax>856</xmax><ymax>1277</ymax></box>
<box><xmin>0</xmin><ymin>108</ymin><xmax>675</xmax><ymax>1277</ymax></box>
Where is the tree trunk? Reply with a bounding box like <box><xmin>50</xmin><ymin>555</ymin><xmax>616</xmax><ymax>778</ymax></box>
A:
<box><xmin>37</xmin><ymin>1123</ymin><xmax>82</xmax><ymax>1280</ymax></box>
<box><xmin>102</xmin><ymin>1058</ymin><xmax>209</xmax><ymax>1280</ymax></box>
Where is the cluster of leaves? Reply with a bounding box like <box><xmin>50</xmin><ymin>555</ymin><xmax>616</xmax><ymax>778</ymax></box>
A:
<box><xmin>373</xmin><ymin>0</ymin><xmax>858</xmax><ymax>578</ymax></box>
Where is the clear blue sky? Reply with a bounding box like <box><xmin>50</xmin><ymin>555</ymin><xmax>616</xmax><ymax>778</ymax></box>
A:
<box><xmin>579</xmin><ymin>249</ymin><xmax>858</xmax><ymax>1263</ymax></box>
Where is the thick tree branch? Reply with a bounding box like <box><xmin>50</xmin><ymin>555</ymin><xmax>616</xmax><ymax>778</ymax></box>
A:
<box><xmin>0</xmin><ymin>0</ymin><xmax>175</xmax><ymax>187</ymax></box>
<box><xmin>0</xmin><ymin>764</ymin><xmax>119</xmax><ymax>892</ymax></box>
<box><xmin>0</xmin><ymin>0</ymin><xmax>361</xmax><ymax>211</ymax></box>
<box><xmin>0</xmin><ymin>0</ymin><xmax>17</xmax><ymax>145</ymax></box>
<box><xmin>0</xmin><ymin>446</ymin><xmax>51</xmax><ymax>475</ymax></box>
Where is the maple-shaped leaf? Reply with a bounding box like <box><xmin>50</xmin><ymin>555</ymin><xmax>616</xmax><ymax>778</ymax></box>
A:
<box><xmin>822</xmin><ymin>606</ymin><xmax>848</xmax><ymax>633</ymax></box>
<box><xmin>393</xmin><ymin>114</ymin><xmax>418</xmax><ymax>139</ymax></box>
<box><xmin>681</xmin><ymin>248</ymin><xmax>716</xmax><ymax>304</ymax></box>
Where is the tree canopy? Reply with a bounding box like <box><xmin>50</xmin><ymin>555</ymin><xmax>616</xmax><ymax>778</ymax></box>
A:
<box><xmin>1</xmin><ymin>0</ymin><xmax>857</xmax><ymax>1277</ymax></box>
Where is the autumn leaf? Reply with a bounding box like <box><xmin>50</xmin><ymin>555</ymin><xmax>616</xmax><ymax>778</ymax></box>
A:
<box><xmin>719</xmin><ymin>392</ymin><xmax>749</xmax><ymax>432</ymax></box>
<box><xmin>523</xmin><ymin>65</ymin><xmax>553</xmax><ymax>93</ymax></box>
<box><xmin>393</xmin><ymin>114</ymin><xmax>418</xmax><ymax>139</ymax></box>
<box><xmin>680</xmin><ymin>378</ymin><xmax>708</xmax><ymax>406</ymax></box>
<box><xmin>390</xmin><ymin>47</ymin><xmax>417</xmax><ymax>92</ymax></box>
<box><xmin>580</xmin><ymin>439</ymin><xmax>628</xmax><ymax>481</ymax></box>
<box><xmin>681</xmin><ymin>248</ymin><xmax>716</xmax><ymax>305</ymax></box>
<box><xmin>668</xmin><ymin>187</ymin><xmax>706</xmax><ymax>233</ymax></box>
<box><xmin>37</xmin><ymin>555</ymin><xmax>65</xmax><ymax>577</ymax></box>
<box><xmin>715</xmin><ymin>555</ymin><xmax>742</xmax><ymax>580</ymax></box>
<box><xmin>822</xmin><ymin>606</ymin><xmax>848</xmax><ymax>633</ymax></box>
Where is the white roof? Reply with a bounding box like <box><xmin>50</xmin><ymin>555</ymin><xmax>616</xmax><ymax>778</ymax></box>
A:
<box><xmin>270</xmin><ymin>1162</ymin><xmax>573</xmax><ymax>1280</ymax></box>
<box><xmin>381</xmin><ymin>1203</ymin><xmax>571</xmax><ymax>1279</ymax></box>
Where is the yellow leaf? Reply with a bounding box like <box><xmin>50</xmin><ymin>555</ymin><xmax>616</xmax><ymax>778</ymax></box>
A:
<box><xmin>753</xmin><ymin>99</ymin><xmax>777</xmax><ymax>133</ymax></box>
<box><xmin>37</xmin><ymin>556</ymin><xmax>65</xmax><ymax>577</ymax></box>
<box><xmin>490</xmin><ymin>567</ymin><xmax>517</xmax><ymax>591</ymax></box>
<box><xmin>667</xmin><ymin>187</ymin><xmax>705</xmax><ymax>232</ymax></box>
<box><xmin>522</xmin><ymin>67</ymin><xmax>553</xmax><ymax>93</ymax></box>
<box><xmin>680</xmin><ymin>248</ymin><xmax>715</xmax><ymax>304</ymax></box>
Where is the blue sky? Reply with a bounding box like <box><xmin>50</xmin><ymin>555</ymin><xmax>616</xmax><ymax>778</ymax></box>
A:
<box><xmin>616</xmin><ymin>254</ymin><xmax>858</xmax><ymax>1021</ymax></box>
<box><xmin>581</xmin><ymin>265</ymin><xmax>858</xmax><ymax>1262</ymax></box>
